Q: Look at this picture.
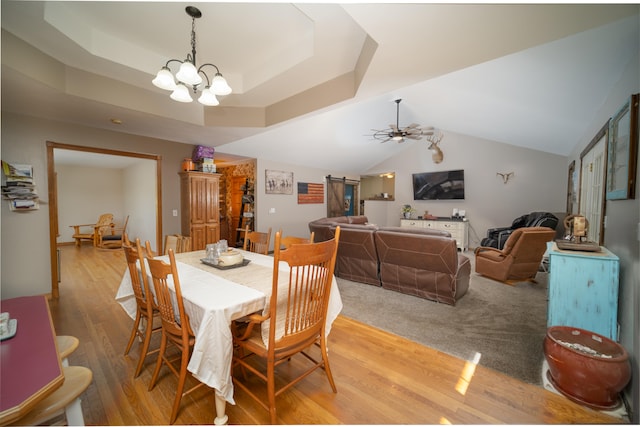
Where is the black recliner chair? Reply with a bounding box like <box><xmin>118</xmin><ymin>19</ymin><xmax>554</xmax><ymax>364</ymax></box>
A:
<box><xmin>481</xmin><ymin>212</ymin><xmax>558</xmax><ymax>250</ymax></box>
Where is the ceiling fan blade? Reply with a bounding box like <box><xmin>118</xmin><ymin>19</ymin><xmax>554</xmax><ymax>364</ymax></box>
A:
<box><xmin>406</xmin><ymin>123</ymin><xmax>419</xmax><ymax>129</ymax></box>
<box><xmin>405</xmin><ymin>134</ymin><xmax>422</xmax><ymax>140</ymax></box>
<box><xmin>389</xmin><ymin>124</ymin><xmax>398</xmax><ymax>131</ymax></box>
<box><xmin>381</xmin><ymin>137</ymin><xmax>392</xmax><ymax>143</ymax></box>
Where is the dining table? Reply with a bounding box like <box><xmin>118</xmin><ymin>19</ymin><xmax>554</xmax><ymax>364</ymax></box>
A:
<box><xmin>115</xmin><ymin>248</ymin><xmax>343</xmax><ymax>425</ymax></box>
<box><xmin>0</xmin><ymin>295</ymin><xmax>65</xmax><ymax>426</ymax></box>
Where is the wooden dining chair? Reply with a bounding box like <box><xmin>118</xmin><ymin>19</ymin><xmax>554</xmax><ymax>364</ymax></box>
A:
<box><xmin>232</xmin><ymin>227</ymin><xmax>341</xmax><ymax>424</ymax></box>
<box><xmin>242</xmin><ymin>226</ymin><xmax>271</xmax><ymax>255</ymax></box>
<box><xmin>177</xmin><ymin>235</ymin><xmax>191</xmax><ymax>253</ymax></box>
<box><xmin>279</xmin><ymin>230</ymin><xmax>314</xmax><ymax>249</ymax></box>
<box><xmin>123</xmin><ymin>238</ymin><xmax>161</xmax><ymax>378</ymax></box>
<box><xmin>147</xmin><ymin>249</ymin><xmax>206</xmax><ymax>424</ymax></box>
<box><xmin>163</xmin><ymin>234</ymin><xmax>180</xmax><ymax>254</ymax></box>
<box><xmin>163</xmin><ymin>234</ymin><xmax>191</xmax><ymax>255</ymax></box>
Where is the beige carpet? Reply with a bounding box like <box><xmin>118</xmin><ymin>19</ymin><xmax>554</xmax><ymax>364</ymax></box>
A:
<box><xmin>337</xmin><ymin>251</ymin><xmax>548</xmax><ymax>386</ymax></box>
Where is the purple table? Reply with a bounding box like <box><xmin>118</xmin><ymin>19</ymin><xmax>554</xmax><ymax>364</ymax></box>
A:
<box><xmin>0</xmin><ymin>296</ymin><xmax>64</xmax><ymax>426</ymax></box>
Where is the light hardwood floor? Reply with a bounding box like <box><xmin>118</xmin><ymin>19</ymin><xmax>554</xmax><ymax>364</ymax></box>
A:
<box><xmin>49</xmin><ymin>244</ymin><xmax>625</xmax><ymax>425</ymax></box>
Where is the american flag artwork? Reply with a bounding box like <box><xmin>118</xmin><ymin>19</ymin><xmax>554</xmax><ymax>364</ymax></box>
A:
<box><xmin>297</xmin><ymin>182</ymin><xmax>324</xmax><ymax>204</ymax></box>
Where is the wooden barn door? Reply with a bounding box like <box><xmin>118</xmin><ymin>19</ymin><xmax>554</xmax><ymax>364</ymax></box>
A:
<box><xmin>326</xmin><ymin>176</ymin><xmax>360</xmax><ymax>218</ymax></box>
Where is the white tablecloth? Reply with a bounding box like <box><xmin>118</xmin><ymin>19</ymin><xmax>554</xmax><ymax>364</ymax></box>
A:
<box><xmin>115</xmin><ymin>249</ymin><xmax>342</xmax><ymax>404</ymax></box>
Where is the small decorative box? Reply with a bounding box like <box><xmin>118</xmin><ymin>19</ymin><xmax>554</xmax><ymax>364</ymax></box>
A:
<box><xmin>201</xmin><ymin>163</ymin><xmax>216</xmax><ymax>173</ymax></box>
<box><xmin>192</xmin><ymin>145</ymin><xmax>215</xmax><ymax>162</ymax></box>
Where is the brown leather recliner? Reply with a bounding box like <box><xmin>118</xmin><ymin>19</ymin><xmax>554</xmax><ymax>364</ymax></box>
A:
<box><xmin>374</xmin><ymin>227</ymin><xmax>471</xmax><ymax>305</ymax></box>
<box><xmin>475</xmin><ymin>226</ymin><xmax>556</xmax><ymax>283</ymax></box>
<box><xmin>330</xmin><ymin>223</ymin><xmax>380</xmax><ymax>286</ymax></box>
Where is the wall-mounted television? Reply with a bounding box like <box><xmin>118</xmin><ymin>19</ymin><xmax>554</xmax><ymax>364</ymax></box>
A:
<box><xmin>412</xmin><ymin>169</ymin><xmax>465</xmax><ymax>200</ymax></box>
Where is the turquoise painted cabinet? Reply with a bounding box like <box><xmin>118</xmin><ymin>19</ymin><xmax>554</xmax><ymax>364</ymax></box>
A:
<box><xmin>547</xmin><ymin>242</ymin><xmax>620</xmax><ymax>340</ymax></box>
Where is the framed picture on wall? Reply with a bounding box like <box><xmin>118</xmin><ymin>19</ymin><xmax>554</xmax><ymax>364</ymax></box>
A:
<box><xmin>265</xmin><ymin>170</ymin><xmax>293</xmax><ymax>195</ymax></box>
<box><xmin>606</xmin><ymin>94</ymin><xmax>638</xmax><ymax>200</ymax></box>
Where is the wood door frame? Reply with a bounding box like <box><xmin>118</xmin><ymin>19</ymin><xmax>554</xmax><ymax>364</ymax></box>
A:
<box><xmin>578</xmin><ymin>121</ymin><xmax>609</xmax><ymax>245</ymax></box>
<box><xmin>47</xmin><ymin>141</ymin><xmax>163</xmax><ymax>298</ymax></box>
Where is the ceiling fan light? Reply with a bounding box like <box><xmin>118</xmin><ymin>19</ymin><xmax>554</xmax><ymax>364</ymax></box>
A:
<box><xmin>170</xmin><ymin>83</ymin><xmax>193</xmax><ymax>103</ymax></box>
<box><xmin>198</xmin><ymin>87</ymin><xmax>219</xmax><ymax>106</ymax></box>
<box><xmin>210</xmin><ymin>73</ymin><xmax>232</xmax><ymax>95</ymax></box>
<box><xmin>176</xmin><ymin>61</ymin><xmax>202</xmax><ymax>86</ymax></box>
<box><xmin>392</xmin><ymin>135</ymin><xmax>404</xmax><ymax>142</ymax></box>
<box><xmin>152</xmin><ymin>67</ymin><xmax>176</xmax><ymax>91</ymax></box>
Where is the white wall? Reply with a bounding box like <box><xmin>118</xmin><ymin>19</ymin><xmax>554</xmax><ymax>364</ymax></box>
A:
<box><xmin>57</xmin><ymin>165</ymin><xmax>124</xmax><ymax>243</ymax></box>
<box><xmin>1</xmin><ymin>113</ymin><xmax>193</xmax><ymax>299</ymax></box>
<box><xmin>253</xmin><ymin>133</ymin><xmax>568</xmax><ymax>252</ymax></box>
<box><xmin>123</xmin><ymin>160</ymin><xmax>157</xmax><ymax>250</ymax></box>
<box><xmin>56</xmin><ymin>160</ymin><xmax>157</xmax><ymax>248</ymax></box>
<box><xmin>255</xmin><ymin>158</ymin><xmax>357</xmax><ymax>249</ymax></box>
<box><xmin>566</xmin><ymin>47</ymin><xmax>639</xmax><ymax>421</ymax></box>
<box><xmin>363</xmin><ymin>131</ymin><xmax>567</xmax><ymax>247</ymax></box>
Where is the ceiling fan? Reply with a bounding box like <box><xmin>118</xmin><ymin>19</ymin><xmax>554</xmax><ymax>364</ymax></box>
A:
<box><xmin>371</xmin><ymin>99</ymin><xmax>435</xmax><ymax>143</ymax></box>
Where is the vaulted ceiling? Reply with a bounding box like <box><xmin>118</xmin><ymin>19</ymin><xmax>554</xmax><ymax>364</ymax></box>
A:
<box><xmin>2</xmin><ymin>2</ymin><xmax>638</xmax><ymax>172</ymax></box>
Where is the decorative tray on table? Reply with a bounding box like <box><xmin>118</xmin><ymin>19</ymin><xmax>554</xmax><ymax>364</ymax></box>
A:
<box><xmin>200</xmin><ymin>258</ymin><xmax>251</xmax><ymax>270</ymax></box>
<box><xmin>554</xmin><ymin>240</ymin><xmax>601</xmax><ymax>252</ymax></box>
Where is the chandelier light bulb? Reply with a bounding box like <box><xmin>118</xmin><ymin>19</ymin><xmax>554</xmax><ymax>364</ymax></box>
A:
<box><xmin>176</xmin><ymin>61</ymin><xmax>202</xmax><ymax>86</ymax></box>
<box><xmin>170</xmin><ymin>83</ymin><xmax>193</xmax><ymax>103</ymax></box>
<box><xmin>198</xmin><ymin>87</ymin><xmax>220</xmax><ymax>106</ymax></box>
<box><xmin>152</xmin><ymin>67</ymin><xmax>176</xmax><ymax>91</ymax></box>
<box><xmin>210</xmin><ymin>73</ymin><xmax>232</xmax><ymax>96</ymax></box>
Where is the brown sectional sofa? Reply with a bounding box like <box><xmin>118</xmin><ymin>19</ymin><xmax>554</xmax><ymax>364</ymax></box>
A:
<box><xmin>308</xmin><ymin>216</ymin><xmax>471</xmax><ymax>305</ymax></box>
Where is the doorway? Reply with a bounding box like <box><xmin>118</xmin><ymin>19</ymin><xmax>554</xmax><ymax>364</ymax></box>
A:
<box><xmin>46</xmin><ymin>141</ymin><xmax>162</xmax><ymax>298</ymax></box>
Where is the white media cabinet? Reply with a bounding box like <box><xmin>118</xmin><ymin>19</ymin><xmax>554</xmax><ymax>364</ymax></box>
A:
<box><xmin>400</xmin><ymin>218</ymin><xmax>469</xmax><ymax>251</ymax></box>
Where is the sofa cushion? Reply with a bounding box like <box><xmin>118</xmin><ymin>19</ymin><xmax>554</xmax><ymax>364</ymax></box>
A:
<box><xmin>347</xmin><ymin>215</ymin><xmax>369</xmax><ymax>224</ymax></box>
<box><xmin>331</xmin><ymin>223</ymin><xmax>380</xmax><ymax>286</ymax></box>
<box><xmin>309</xmin><ymin>216</ymin><xmax>368</xmax><ymax>242</ymax></box>
<box><xmin>378</xmin><ymin>226</ymin><xmax>451</xmax><ymax>238</ymax></box>
<box><xmin>374</xmin><ymin>229</ymin><xmax>470</xmax><ymax>305</ymax></box>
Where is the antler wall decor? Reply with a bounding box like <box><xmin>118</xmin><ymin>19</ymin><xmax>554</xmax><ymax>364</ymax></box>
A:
<box><xmin>497</xmin><ymin>172</ymin><xmax>514</xmax><ymax>184</ymax></box>
<box><xmin>426</xmin><ymin>131</ymin><xmax>444</xmax><ymax>164</ymax></box>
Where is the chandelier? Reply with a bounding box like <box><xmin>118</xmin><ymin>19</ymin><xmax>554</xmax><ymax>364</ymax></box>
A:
<box><xmin>152</xmin><ymin>6</ymin><xmax>232</xmax><ymax>106</ymax></box>
<box><xmin>371</xmin><ymin>99</ymin><xmax>434</xmax><ymax>143</ymax></box>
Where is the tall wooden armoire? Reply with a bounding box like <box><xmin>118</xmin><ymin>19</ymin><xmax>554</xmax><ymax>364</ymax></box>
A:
<box><xmin>179</xmin><ymin>172</ymin><xmax>220</xmax><ymax>250</ymax></box>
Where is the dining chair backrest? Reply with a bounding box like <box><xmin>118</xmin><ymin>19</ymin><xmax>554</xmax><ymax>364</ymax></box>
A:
<box><xmin>268</xmin><ymin>227</ymin><xmax>340</xmax><ymax>351</ymax></box>
<box><xmin>177</xmin><ymin>235</ymin><xmax>191</xmax><ymax>253</ymax></box>
<box><xmin>231</xmin><ymin>227</ymin><xmax>341</xmax><ymax>423</ymax></box>
<box><xmin>146</xmin><ymin>250</ymin><xmax>193</xmax><ymax>340</ymax></box>
<box><xmin>243</xmin><ymin>226</ymin><xmax>272</xmax><ymax>255</ymax></box>
<box><xmin>164</xmin><ymin>234</ymin><xmax>191</xmax><ymax>255</ymax></box>
<box><xmin>279</xmin><ymin>230</ymin><xmax>315</xmax><ymax>249</ymax></box>
<box><xmin>123</xmin><ymin>238</ymin><xmax>154</xmax><ymax>312</ymax></box>
<box><xmin>123</xmin><ymin>238</ymin><xmax>162</xmax><ymax>378</ymax></box>
<box><xmin>163</xmin><ymin>235</ymin><xmax>179</xmax><ymax>255</ymax></box>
